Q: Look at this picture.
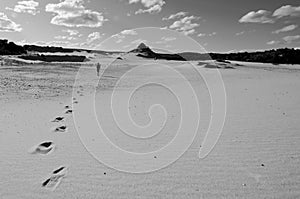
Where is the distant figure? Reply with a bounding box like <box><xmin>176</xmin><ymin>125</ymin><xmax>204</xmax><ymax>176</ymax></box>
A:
<box><xmin>96</xmin><ymin>63</ymin><xmax>101</xmax><ymax>76</ymax></box>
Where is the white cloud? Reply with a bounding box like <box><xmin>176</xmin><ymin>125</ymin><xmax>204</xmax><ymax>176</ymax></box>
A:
<box><xmin>162</xmin><ymin>11</ymin><xmax>187</xmax><ymax>20</ymax></box>
<box><xmin>161</xmin><ymin>36</ymin><xmax>176</xmax><ymax>42</ymax></box>
<box><xmin>129</xmin><ymin>0</ymin><xmax>140</xmax><ymax>3</ymax></box>
<box><xmin>240</xmin><ymin>5</ymin><xmax>300</xmax><ymax>24</ymax></box>
<box><xmin>273</xmin><ymin>5</ymin><xmax>300</xmax><ymax>18</ymax></box>
<box><xmin>182</xmin><ymin>29</ymin><xmax>195</xmax><ymax>36</ymax></box>
<box><xmin>197</xmin><ymin>32</ymin><xmax>216</xmax><ymax>37</ymax></box>
<box><xmin>79</xmin><ymin>32</ymin><xmax>104</xmax><ymax>48</ymax></box>
<box><xmin>209</xmin><ymin>32</ymin><xmax>216</xmax><ymax>36</ymax></box>
<box><xmin>135</xmin><ymin>4</ymin><xmax>162</xmax><ymax>14</ymax></box>
<box><xmin>62</xmin><ymin>29</ymin><xmax>79</xmax><ymax>36</ymax></box>
<box><xmin>131</xmin><ymin>38</ymin><xmax>147</xmax><ymax>45</ymax></box>
<box><xmin>120</xmin><ymin>29</ymin><xmax>137</xmax><ymax>35</ymax></box>
<box><xmin>6</xmin><ymin>0</ymin><xmax>39</xmax><ymax>15</ymax></box>
<box><xmin>54</xmin><ymin>35</ymin><xmax>76</xmax><ymax>40</ymax></box>
<box><xmin>155</xmin><ymin>36</ymin><xmax>176</xmax><ymax>44</ymax></box>
<box><xmin>16</xmin><ymin>39</ymin><xmax>27</xmax><ymax>45</ymax></box>
<box><xmin>283</xmin><ymin>35</ymin><xmax>300</xmax><ymax>44</ymax></box>
<box><xmin>45</xmin><ymin>0</ymin><xmax>107</xmax><ymax>28</ymax></box>
<box><xmin>32</xmin><ymin>40</ymin><xmax>71</xmax><ymax>47</ymax></box>
<box><xmin>197</xmin><ymin>33</ymin><xmax>206</xmax><ymax>37</ymax></box>
<box><xmin>55</xmin><ymin>29</ymin><xmax>82</xmax><ymax>41</ymax></box>
<box><xmin>87</xmin><ymin>32</ymin><xmax>103</xmax><ymax>42</ymax></box>
<box><xmin>0</xmin><ymin>12</ymin><xmax>22</xmax><ymax>32</ymax></box>
<box><xmin>272</xmin><ymin>24</ymin><xmax>298</xmax><ymax>34</ymax></box>
<box><xmin>267</xmin><ymin>40</ymin><xmax>280</xmax><ymax>45</ymax></box>
<box><xmin>236</xmin><ymin>31</ymin><xmax>245</xmax><ymax>36</ymax></box>
<box><xmin>169</xmin><ymin>15</ymin><xmax>200</xmax><ymax>35</ymax></box>
<box><xmin>111</xmin><ymin>34</ymin><xmax>125</xmax><ymax>43</ymax></box>
<box><xmin>239</xmin><ymin>10</ymin><xmax>275</xmax><ymax>24</ymax></box>
<box><xmin>129</xmin><ymin>0</ymin><xmax>165</xmax><ymax>14</ymax></box>
<box><xmin>110</xmin><ymin>30</ymin><xmax>138</xmax><ymax>44</ymax></box>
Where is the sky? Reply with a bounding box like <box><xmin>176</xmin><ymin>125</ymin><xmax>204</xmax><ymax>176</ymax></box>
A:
<box><xmin>0</xmin><ymin>0</ymin><xmax>299</xmax><ymax>53</ymax></box>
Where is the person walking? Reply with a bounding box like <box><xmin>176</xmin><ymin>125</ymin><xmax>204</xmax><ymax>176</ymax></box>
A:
<box><xmin>96</xmin><ymin>62</ymin><xmax>101</xmax><ymax>76</ymax></box>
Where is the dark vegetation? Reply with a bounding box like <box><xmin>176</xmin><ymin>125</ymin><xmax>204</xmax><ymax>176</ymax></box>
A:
<box><xmin>0</xmin><ymin>39</ymin><xmax>26</xmax><ymax>55</ymax></box>
<box><xmin>22</xmin><ymin>44</ymin><xmax>122</xmax><ymax>55</ymax></box>
<box><xmin>132</xmin><ymin>43</ymin><xmax>300</xmax><ymax>64</ymax></box>
<box><xmin>1</xmin><ymin>39</ymin><xmax>300</xmax><ymax>64</ymax></box>
<box><xmin>177</xmin><ymin>52</ymin><xmax>211</xmax><ymax>61</ymax></box>
<box><xmin>209</xmin><ymin>48</ymin><xmax>300</xmax><ymax>65</ymax></box>
<box><xmin>19</xmin><ymin>54</ymin><xmax>86</xmax><ymax>62</ymax></box>
<box><xmin>23</xmin><ymin>45</ymin><xmax>82</xmax><ymax>53</ymax></box>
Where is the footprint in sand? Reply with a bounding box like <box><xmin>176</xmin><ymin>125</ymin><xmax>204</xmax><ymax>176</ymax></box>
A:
<box><xmin>54</xmin><ymin>125</ymin><xmax>67</xmax><ymax>132</ymax></box>
<box><xmin>52</xmin><ymin>116</ymin><xmax>64</xmax><ymax>122</ymax></box>
<box><xmin>65</xmin><ymin>105</ymin><xmax>70</xmax><ymax>109</ymax></box>
<box><xmin>65</xmin><ymin>110</ymin><xmax>73</xmax><ymax>114</ymax></box>
<box><xmin>42</xmin><ymin>166</ymin><xmax>68</xmax><ymax>191</ymax></box>
<box><xmin>28</xmin><ymin>141</ymin><xmax>55</xmax><ymax>155</ymax></box>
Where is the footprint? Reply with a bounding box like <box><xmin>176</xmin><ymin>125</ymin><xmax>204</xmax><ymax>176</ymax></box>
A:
<box><xmin>52</xmin><ymin>116</ymin><xmax>64</xmax><ymax>122</ymax></box>
<box><xmin>28</xmin><ymin>141</ymin><xmax>55</xmax><ymax>155</ymax></box>
<box><xmin>64</xmin><ymin>105</ymin><xmax>70</xmax><ymax>109</ymax></box>
<box><xmin>65</xmin><ymin>110</ymin><xmax>73</xmax><ymax>114</ymax></box>
<box><xmin>42</xmin><ymin>166</ymin><xmax>68</xmax><ymax>191</ymax></box>
<box><xmin>54</xmin><ymin>125</ymin><xmax>67</xmax><ymax>132</ymax></box>
<box><xmin>53</xmin><ymin>166</ymin><xmax>66</xmax><ymax>174</ymax></box>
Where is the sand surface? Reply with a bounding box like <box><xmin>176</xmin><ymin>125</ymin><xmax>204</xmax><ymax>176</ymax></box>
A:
<box><xmin>0</xmin><ymin>59</ymin><xmax>300</xmax><ymax>198</ymax></box>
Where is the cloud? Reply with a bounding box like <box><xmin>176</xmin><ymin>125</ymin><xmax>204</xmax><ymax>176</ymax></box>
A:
<box><xmin>283</xmin><ymin>35</ymin><xmax>300</xmax><ymax>44</ymax></box>
<box><xmin>155</xmin><ymin>36</ymin><xmax>176</xmax><ymax>44</ymax></box>
<box><xmin>87</xmin><ymin>32</ymin><xmax>103</xmax><ymax>42</ymax></box>
<box><xmin>62</xmin><ymin>29</ymin><xmax>79</xmax><ymax>36</ymax></box>
<box><xmin>182</xmin><ymin>29</ymin><xmax>196</xmax><ymax>35</ymax></box>
<box><xmin>15</xmin><ymin>39</ymin><xmax>27</xmax><ymax>45</ymax></box>
<box><xmin>120</xmin><ymin>29</ymin><xmax>137</xmax><ymax>35</ymax></box>
<box><xmin>169</xmin><ymin>15</ymin><xmax>200</xmax><ymax>35</ymax></box>
<box><xmin>54</xmin><ymin>35</ymin><xmax>76</xmax><ymax>40</ymax></box>
<box><xmin>197</xmin><ymin>33</ymin><xmax>206</xmax><ymax>37</ymax></box>
<box><xmin>272</xmin><ymin>24</ymin><xmax>298</xmax><ymax>34</ymax></box>
<box><xmin>235</xmin><ymin>29</ymin><xmax>256</xmax><ymax>36</ymax></box>
<box><xmin>197</xmin><ymin>32</ymin><xmax>216</xmax><ymax>37</ymax></box>
<box><xmin>131</xmin><ymin>38</ymin><xmax>147</xmax><ymax>45</ymax></box>
<box><xmin>129</xmin><ymin>0</ymin><xmax>166</xmax><ymax>14</ymax></box>
<box><xmin>267</xmin><ymin>40</ymin><xmax>281</xmax><ymax>45</ymax></box>
<box><xmin>45</xmin><ymin>0</ymin><xmax>107</xmax><ymax>27</ymax></box>
<box><xmin>235</xmin><ymin>31</ymin><xmax>245</xmax><ymax>36</ymax></box>
<box><xmin>55</xmin><ymin>29</ymin><xmax>82</xmax><ymax>41</ymax></box>
<box><xmin>111</xmin><ymin>34</ymin><xmax>125</xmax><ymax>43</ymax></box>
<box><xmin>239</xmin><ymin>10</ymin><xmax>275</xmax><ymax>24</ymax></box>
<box><xmin>161</xmin><ymin>36</ymin><xmax>176</xmax><ymax>42</ymax></box>
<box><xmin>240</xmin><ymin>5</ymin><xmax>300</xmax><ymax>25</ymax></box>
<box><xmin>0</xmin><ymin>12</ymin><xmax>22</xmax><ymax>32</ymax></box>
<box><xmin>32</xmin><ymin>40</ymin><xmax>72</xmax><ymax>47</ymax></box>
<box><xmin>79</xmin><ymin>32</ymin><xmax>104</xmax><ymax>48</ymax></box>
<box><xmin>273</xmin><ymin>5</ymin><xmax>300</xmax><ymax>18</ymax></box>
<box><xmin>162</xmin><ymin>11</ymin><xmax>187</xmax><ymax>20</ymax></box>
<box><xmin>110</xmin><ymin>30</ymin><xmax>138</xmax><ymax>44</ymax></box>
<box><xmin>6</xmin><ymin>0</ymin><xmax>39</xmax><ymax>15</ymax></box>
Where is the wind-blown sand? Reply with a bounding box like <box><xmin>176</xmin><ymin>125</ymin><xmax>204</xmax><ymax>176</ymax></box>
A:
<box><xmin>0</xmin><ymin>59</ymin><xmax>300</xmax><ymax>198</ymax></box>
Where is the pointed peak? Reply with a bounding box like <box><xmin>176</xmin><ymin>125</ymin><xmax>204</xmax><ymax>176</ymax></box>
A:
<box><xmin>137</xmin><ymin>43</ymin><xmax>148</xmax><ymax>50</ymax></box>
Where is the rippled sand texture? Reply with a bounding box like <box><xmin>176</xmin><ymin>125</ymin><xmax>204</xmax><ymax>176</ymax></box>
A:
<box><xmin>0</xmin><ymin>60</ymin><xmax>300</xmax><ymax>198</ymax></box>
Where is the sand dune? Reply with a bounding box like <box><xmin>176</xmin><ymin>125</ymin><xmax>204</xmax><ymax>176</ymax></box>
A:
<box><xmin>0</xmin><ymin>58</ymin><xmax>300</xmax><ymax>198</ymax></box>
